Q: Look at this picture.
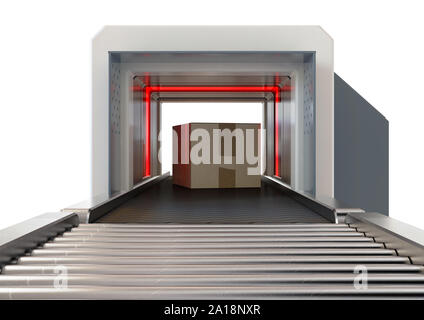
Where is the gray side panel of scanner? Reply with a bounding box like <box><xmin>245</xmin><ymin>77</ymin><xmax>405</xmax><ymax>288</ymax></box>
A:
<box><xmin>334</xmin><ymin>74</ymin><xmax>389</xmax><ymax>215</ymax></box>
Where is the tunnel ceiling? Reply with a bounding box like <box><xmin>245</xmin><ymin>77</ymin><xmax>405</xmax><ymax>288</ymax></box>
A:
<box><xmin>111</xmin><ymin>51</ymin><xmax>313</xmax><ymax>88</ymax></box>
<box><xmin>134</xmin><ymin>74</ymin><xmax>291</xmax><ymax>88</ymax></box>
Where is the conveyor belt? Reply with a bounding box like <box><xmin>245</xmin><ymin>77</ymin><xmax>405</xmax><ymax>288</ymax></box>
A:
<box><xmin>1</xmin><ymin>223</ymin><xmax>424</xmax><ymax>299</ymax></box>
<box><xmin>97</xmin><ymin>178</ymin><xmax>328</xmax><ymax>223</ymax></box>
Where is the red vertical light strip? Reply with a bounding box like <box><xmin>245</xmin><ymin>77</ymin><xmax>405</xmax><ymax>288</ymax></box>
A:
<box><xmin>274</xmin><ymin>88</ymin><xmax>280</xmax><ymax>177</ymax></box>
<box><xmin>144</xmin><ymin>87</ymin><xmax>151</xmax><ymax>177</ymax></box>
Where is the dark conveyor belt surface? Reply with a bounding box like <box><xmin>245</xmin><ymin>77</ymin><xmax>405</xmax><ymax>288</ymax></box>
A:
<box><xmin>1</xmin><ymin>223</ymin><xmax>424</xmax><ymax>299</ymax></box>
<box><xmin>98</xmin><ymin>177</ymin><xmax>327</xmax><ymax>224</ymax></box>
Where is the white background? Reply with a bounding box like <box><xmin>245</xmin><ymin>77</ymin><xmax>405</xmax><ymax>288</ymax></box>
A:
<box><xmin>161</xmin><ymin>102</ymin><xmax>263</xmax><ymax>174</ymax></box>
<box><xmin>0</xmin><ymin>0</ymin><xmax>423</xmax><ymax>230</ymax></box>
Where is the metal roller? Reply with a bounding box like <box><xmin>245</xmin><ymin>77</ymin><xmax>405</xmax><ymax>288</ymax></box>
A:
<box><xmin>63</xmin><ymin>231</ymin><xmax>364</xmax><ymax>237</ymax></box>
<box><xmin>78</xmin><ymin>223</ymin><xmax>346</xmax><ymax>228</ymax></box>
<box><xmin>29</xmin><ymin>248</ymin><xmax>396</xmax><ymax>257</ymax></box>
<box><xmin>2</xmin><ymin>285</ymin><xmax>424</xmax><ymax>299</ymax></box>
<box><xmin>43</xmin><ymin>241</ymin><xmax>385</xmax><ymax>249</ymax></box>
<box><xmin>4</xmin><ymin>263</ymin><xmax>423</xmax><ymax>276</ymax></box>
<box><xmin>2</xmin><ymin>273</ymin><xmax>424</xmax><ymax>287</ymax></box>
<box><xmin>18</xmin><ymin>255</ymin><xmax>410</xmax><ymax>265</ymax></box>
<box><xmin>52</xmin><ymin>236</ymin><xmax>374</xmax><ymax>243</ymax></box>
<box><xmin>71</xmin><ymin>227</ymin><xmax>356</xmax><ymax>233</ymax></box>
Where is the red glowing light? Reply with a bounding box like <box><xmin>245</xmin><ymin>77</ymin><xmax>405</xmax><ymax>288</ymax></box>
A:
<box><xmin>274</xmin><ymin>74</ymin><xmax>281</xmax><ymax>178</ymax></box>
<box><xmin>274</xmin><ymin>89</ymin><xmax>280</xmax><ymax>177</ymax></box>
<box><xmin>144</xmin><ymin>86</ymin><xmax>151</xmax><ymax>177</ymax></box>
<box><xmin>142</xmin><ymin>85</ymin><xmax>283</xmax><ymax>178</ymax></box>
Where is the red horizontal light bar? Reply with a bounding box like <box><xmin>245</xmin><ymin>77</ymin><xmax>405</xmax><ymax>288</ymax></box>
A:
<box><xmin>148</xmin><ymin>86</ymin><xmax>279</xmax><ymax>93</ymax></box>
<box><xmin>132</xmin><ymin>85</ymin><xmax>291</xmax><ymax>93</ymax></box>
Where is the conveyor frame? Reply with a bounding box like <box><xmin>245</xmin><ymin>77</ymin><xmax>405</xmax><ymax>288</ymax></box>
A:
<box><xmin>1</xmin><ymin>176</ymin><xmax>423</xmax><ymax>299</ymax></box>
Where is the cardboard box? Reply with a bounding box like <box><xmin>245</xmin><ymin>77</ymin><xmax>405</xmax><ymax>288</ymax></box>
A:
<box><xmin>173</xmin><ymin>123</ymin><xmax>261</xmax><ymax>188</ymax></box>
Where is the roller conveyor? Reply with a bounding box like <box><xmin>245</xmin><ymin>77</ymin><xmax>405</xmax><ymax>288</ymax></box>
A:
<box><xmin>2</xmin><ymin>26</ymin><xmax>423</xmax><ymax>301</ymax></box>
<box><xmin>1</xmin><ymin>223</ymin><xmax>424</xmax><ymax>299</ymax></box>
